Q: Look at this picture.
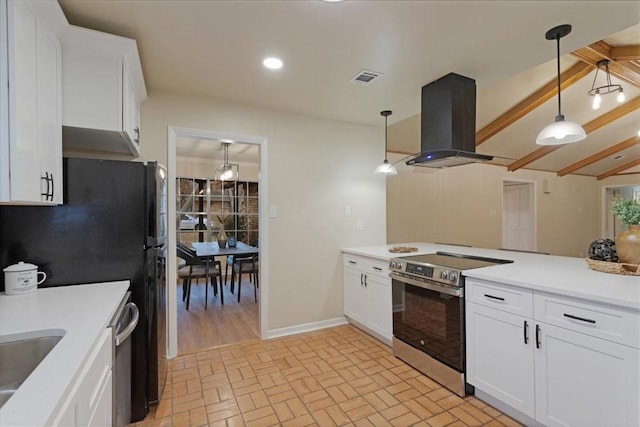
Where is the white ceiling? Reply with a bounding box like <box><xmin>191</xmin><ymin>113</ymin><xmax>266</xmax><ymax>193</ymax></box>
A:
<box><xmin>58</xmin><ymin>1</ymin><xmax>640</xmax><ymax>175</ymax></box>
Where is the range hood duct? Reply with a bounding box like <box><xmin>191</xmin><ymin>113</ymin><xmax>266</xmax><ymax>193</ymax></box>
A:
<box><xmin>406</xmin><ymin>73</ymin><xmax>492</xmax><ymax>168</ymax></box>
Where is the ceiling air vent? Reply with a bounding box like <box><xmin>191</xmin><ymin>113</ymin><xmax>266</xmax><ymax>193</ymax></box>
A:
<box><xmin>350</xmin><ymin>69</ymin><xmax>383</xmax><ymax>85</ymax></box>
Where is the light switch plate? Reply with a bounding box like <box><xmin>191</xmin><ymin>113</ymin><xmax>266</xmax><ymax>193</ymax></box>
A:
<box><xmin>356</xmin><ymin>219</ymin><xmax>364</xmax><ymax>230</ymax></box>
<box><xmin>344</xmin><ymin>204</ymin><xmax>351</xmax><ymax>217</ymax></box>
<box><xmin>269</xmin><ymin>205</ymin><xmax>278</xmax><ymax>218</ymax></box>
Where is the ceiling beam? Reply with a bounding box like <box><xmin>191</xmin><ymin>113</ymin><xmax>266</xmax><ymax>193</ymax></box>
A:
<box><xmin>610</xmin><ymin>45</ymin><xmax>640</xmax><ymax>61</ymax></box>
<box><xmin>508</xmin><ymin>95</ymin><xmax>640</xmax><ymax>172</ymax></box>
<box><xmin>597</xmin><ymin>158</ymin><xmax>640</xmax><ymax>180</ymax></box>
<box><xmin>557</xmin><ymin>135</ymin><xmax>640</xmax><ymax>176</ymax></box>
<box><xmin>475</xmin><ymin>62</ymin><xmax>593</xmax><ymax>146</ymax></box>
<box><xmin>572</xmin><ymin>41</ymin><xmax>640</xmax><ymax>88</ymax></box>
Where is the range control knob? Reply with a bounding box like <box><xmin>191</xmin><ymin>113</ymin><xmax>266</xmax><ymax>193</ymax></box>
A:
<box><xmin>440</xmin><ymin>271</ymin><xmax>448</xmax><ymax>280</ymax></box>
<box><xmin>448</xmin><ymin>272</ymin><xmax>458</xmax><ymax>281</ymax></box>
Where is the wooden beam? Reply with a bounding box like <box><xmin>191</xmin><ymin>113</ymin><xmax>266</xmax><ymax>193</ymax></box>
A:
<box><xmin>557</xmin><ymin>136</ymin><xmax>640</xmax><ymax>176</ymax></box>
<box><xmin>597</xmin><ymin>158</ymin><xmax>640</xmax><ymax>180</ymax></box>
<box><xmin>508</xmin><ymin>95</ymin><xmax>640</xmax><ymax>172</ymax></box>
<box><xmin>610</xmin><ymin>45</ymin><xmax>640</xmax><ymax>61</ymax></box>
<box><xmin>475</xmin><ymin>62</ymin><xmax>593</xmax><ymax>146</ymax></box>
<box><xmin>572</xmin><ymin>42</ymin><xmax>640</xmax><ymax>88</ymax></box>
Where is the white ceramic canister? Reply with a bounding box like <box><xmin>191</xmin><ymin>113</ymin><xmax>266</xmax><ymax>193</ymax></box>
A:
<box><xmin>3</xmin><ymin>262</ymin><xmax>46</xmax><ymax>295</ymax></box>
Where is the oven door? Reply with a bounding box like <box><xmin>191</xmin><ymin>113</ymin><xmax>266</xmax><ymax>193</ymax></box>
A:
<box><xmin>391</xmin><ymin>274</ymin><xmax>464</xmax><ymax>372</ymax></box>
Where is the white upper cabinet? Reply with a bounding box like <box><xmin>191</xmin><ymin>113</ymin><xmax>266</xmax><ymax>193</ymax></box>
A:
<box><xmin>61</xmin><ymin>25</ymin><xmax>146</xmax><ymax>157</ymax></box>
<box><xmin>0</xmin><ymin>0</ymin><xmax>65</xmax><ymax>204</ymax></box>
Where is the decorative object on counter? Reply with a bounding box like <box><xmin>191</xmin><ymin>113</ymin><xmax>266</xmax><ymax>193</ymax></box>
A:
<box><xmin>585</xmin><ymin>258</ymin><xmax>640</xmax><ymax>276</ymax></box>
<box><xmin>228</xmin><ymin>236</ymin><xmax>237</xmax><ymax>248</ymax></box>
<box><xmin>587</xmin><ymin>238</ymin><xmax>618</xmax><ymax>262</ymax></box>
<box><xmin>374</xmin><ymin>110</ymin><xmax>398</xmax><ymax>175</ymax></box>
<box><xmin>3</xmin><ymin>261</ymin><xmax>47</xmax><ymax>295</ymax></box>
<box><xmin>389</xmin><ymin>246</ymin><xmax>418</xmax><ymax>253</ymax></box>
<box><xmin>215</xmin><ymin>141</ymin><xmax>239</xmax><ymax>181</ymax></box>
<box><xmin>610</xmin><ymin>197</ymin><xmax>640</xmax><ymax>264</ymax></box>
<box><xmin>588</xmin><ymin>59</ymin><xmax>625</xmax><ymax>110</ymax></box>
<box><xmin>536</xmin><ymin>24</ymin><xmax>586</xmax><ymax>146</ymax></box>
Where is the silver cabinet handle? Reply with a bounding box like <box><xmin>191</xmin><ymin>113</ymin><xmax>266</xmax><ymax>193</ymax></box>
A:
<box><xmin>115</xmin><ymin>302</ymin><xmax>139</xmax><ymax>346</ymax></box>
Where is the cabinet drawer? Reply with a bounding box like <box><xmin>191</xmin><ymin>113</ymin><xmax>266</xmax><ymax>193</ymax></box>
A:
<box><xmin>466</xmin><ymin>279</ymin><xmax>533</xmax><ymax>318</ymax></box>
<box><xmin>534</xmin><ymin>293</ymin><xmax>640</xmax><ymax>348</ymax></box>
<box><xmin>343</xmin><ymin>254</ymin><xmax>365</xmax><ymax>269</ymax></box>
<box><xmin>364</xmin><ymin>259</ymin><xmax>390</xmax><ymax>281</ymax></box>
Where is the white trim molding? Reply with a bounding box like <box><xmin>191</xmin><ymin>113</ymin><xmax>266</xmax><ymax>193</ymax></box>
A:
<box><xmin>266</xmin><ymin>317</ymin><xmax>349</xmax><ymax>340</ymax></box>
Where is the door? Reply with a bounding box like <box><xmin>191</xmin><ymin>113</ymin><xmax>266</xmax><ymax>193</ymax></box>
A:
<box><xmin>534</xmin><ymin>322</ymin><xmax>640</xmax><ymax>427</ymax></box>
<box><xmin>343</xmin><ymin>266</ymin><xmax>366</xmax><ymax>325</ymax></box>
<box><xmin>466</xmin><ymin>302</ymin><xmax>535</xmax><ymax>418</ymax></box>
<box><xmin>502</xmin><ymin>182</ymin><xmax>535</xmax><ymax>251</ymax></box>
<box><xmin>365</xmin><ymin>273</ymin><xmax>392</xmax><ymax>340</ymax></box>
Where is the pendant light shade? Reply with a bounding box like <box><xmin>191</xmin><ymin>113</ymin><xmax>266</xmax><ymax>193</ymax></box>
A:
<box><xmin>215</xmin><ymin>142</ymin><xmax>239</xmax><ymax>181</ymax></box>
<box><xmin>536</xmin><ymin>25</ymin><xmax>586</xmax><ymax>146</ymax></box>
<box><xmin>375</xmin><ymin>110</ymin><xmax>397</xmax><ymax>175</ymax></box>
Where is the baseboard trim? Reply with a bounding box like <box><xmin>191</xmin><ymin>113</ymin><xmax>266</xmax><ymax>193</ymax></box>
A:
<box><xmin>266</xmin><ymin>317</ymin><xmax>349</xmax><ymax>339</ymax></box>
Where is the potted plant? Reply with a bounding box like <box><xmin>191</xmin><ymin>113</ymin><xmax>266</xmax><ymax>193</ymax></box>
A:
<box><xmin>610</xmin><ymin>197</ymin><xmax>640</xmax><ymax>264</ymax></box>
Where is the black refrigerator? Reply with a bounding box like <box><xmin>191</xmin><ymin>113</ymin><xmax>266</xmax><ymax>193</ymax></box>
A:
<box><xmin>0</xmin><ymin>158</ymin><xmax>168</xmax><ymax>422</ymax></box>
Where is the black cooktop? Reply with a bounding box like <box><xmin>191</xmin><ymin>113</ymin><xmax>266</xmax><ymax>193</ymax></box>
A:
<box><xmin>399</xmin><ymin>252</ymin><xmax>513</xmax><ymax>271</ymax></box>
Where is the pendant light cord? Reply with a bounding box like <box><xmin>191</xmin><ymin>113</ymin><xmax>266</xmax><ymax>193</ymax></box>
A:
<box><xmin>384</xmin><ymin>114</ymin><xmax>388</xmax><ymax>162</ymax></box>
<box><xmin>555</xmin><ymin>35</ymin><xmax>561</xmax><ymax>117</ymax></box>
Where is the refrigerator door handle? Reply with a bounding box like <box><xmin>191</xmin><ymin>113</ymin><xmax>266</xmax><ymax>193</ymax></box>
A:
<box><xmin>116</xmin><ymin>302</ymin><xmax>140</xmax><ymax>347</ymax></box>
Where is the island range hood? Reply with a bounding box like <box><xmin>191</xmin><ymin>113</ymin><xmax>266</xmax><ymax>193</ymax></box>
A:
<box><xmin>406</xmin><ymin>73</ymin><xmax>493</xmax><ymax>168</ymax></box>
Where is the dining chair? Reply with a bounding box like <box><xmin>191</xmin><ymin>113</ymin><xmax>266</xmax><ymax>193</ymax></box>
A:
<box><xmin>232</xmin><ymin>254</ymin><xmax>259</xmax><ymax>303</ymax></box>
<box><xmin>176</xmin><ymin>242</ymin><xmax>223</xmax><ymax>309</ymax></box>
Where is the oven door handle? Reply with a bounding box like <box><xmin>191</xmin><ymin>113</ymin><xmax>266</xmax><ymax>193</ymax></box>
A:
<box><xmin>389</xmin><ymin>272</ymin><xmax>463</xmax><ymax>297</ymax></box>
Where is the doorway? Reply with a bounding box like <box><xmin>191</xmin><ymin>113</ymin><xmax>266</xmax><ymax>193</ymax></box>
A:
<box><xmin>502</xmin><ymin>180</ymin><xmax>536</xmax><ymax>251</ymax></box>
<box><xmin>166</xmin><ymin>127</ymin><xmax>268</xmax><ymax>359</ymax></box>
<box><xmin>603</xmin><ymin>185</ymin><xmax>640</xmax><ymax>239</ymax></box>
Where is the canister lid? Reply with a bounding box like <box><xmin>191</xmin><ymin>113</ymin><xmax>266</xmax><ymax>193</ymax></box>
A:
<box><xmin>3</xmin><ymin>262</ymin><xmax>38</xmax><ymax>272</ymax></box>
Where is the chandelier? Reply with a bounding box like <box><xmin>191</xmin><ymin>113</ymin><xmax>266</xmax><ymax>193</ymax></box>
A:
<box><xmin>588</xmin><ymin>59</ymin><xmax>625</xmax><ymax>110</ymax></box>
<box><xmin>215</xmin><ymin>141</ymin><xmax>239</xmax><ymax>181</ymax></box>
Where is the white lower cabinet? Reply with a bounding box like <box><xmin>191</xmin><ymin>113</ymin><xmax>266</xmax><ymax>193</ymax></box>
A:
<box><xmin>466</xmin><ymin>302</ymin><xmax>535</xmax><ymax>418</ymax></box>
<box><xmin>343</xmin><ymin>254</ymin><xmax>392</xmax><ymax>343</ymax></box>
<box><xmin>52</xmin><ymin>328</ymin><xmax>113</xmax><ymax>427</ymax></box>
<box><xmin>466</xmin><ymin>278</ymin><xmax>640</xmax><ymax>427</ymax></box>
<box><xmin>534</xmin><ymin>322</ymin><xmax>639</xmax><ymax>427</ymax></box>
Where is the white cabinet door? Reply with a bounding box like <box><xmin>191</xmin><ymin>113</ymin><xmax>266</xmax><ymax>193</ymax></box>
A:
<box><xmin>343</xmin><ymin>266</ymin><xmax>366</xmax><ymax>325</ymax></box>
<box><xmin>1</xmin><ymin>0</ymin><xmax>62</xmax><ymax>204</ymax></box>
<box><xmin>35</xmin><ymin>15</ymin><xmax>62</xmax><ymax>204</ymax></box>
<box><xmin>122</xmin><ymin>59</ymin><xmax>140</xmax><ymax>148</ymax></box>
<box><xmin>534</xmin><ymin>322</ymin><xmax>640</xmax><ymax>427</ymax></box>
<box><xmin>364</xmin><ymin>273</ymin><xmax>392</xmax><ymax>340</ymax></box>
<box><xmin>466</xmin><ymin>302</ymin><xmax>535</xmax><ymax>418</ymax></box>
<box><xmin>7</xmin><ymin>0</ymin><xmax>39</xmax><ymax>202</ymax></box>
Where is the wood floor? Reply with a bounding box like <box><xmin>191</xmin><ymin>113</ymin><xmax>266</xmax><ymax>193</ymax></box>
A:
<box><xmin>177</xmin><ymin>274</ymin><xmax>260</xmax><ymax>355</ymax></box>
<box><xmin>132</xmin><ymin>325</ymin><xmax>522</xmax><ymax>427</ymax></box>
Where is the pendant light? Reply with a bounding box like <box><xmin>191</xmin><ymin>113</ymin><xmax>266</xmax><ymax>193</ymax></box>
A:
<box><xmin>374</xmin><ymin>110</ymin><xmax>398</xmax><ymax>175</ymax></box>
<box><xmin>588</xmin><ymin>59</ymin><xmax>625</xmax><ymax>110</ymax></box>
<box><xmin>536</xmin><ymin>25</ymin><xmax>586</xmax><ymax>146</ymax></box>
<box><xmin>215</xmin><ymin>141</ymin><xmax>239</xmax><ymax>181</ymax></box>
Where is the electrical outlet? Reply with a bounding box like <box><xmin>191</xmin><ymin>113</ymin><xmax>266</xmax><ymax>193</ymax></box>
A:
<box><xmin>269</xmin><ymin>205</ymin><xmax>278</xmax><ymax>218</ymax></box>
<box><xmin>356</xmin><ymin>219</ymin><xmax>364</xmax><ymax>230</ymax></box>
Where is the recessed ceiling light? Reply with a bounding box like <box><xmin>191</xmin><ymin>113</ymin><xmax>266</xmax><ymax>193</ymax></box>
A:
<box><xmin>263</xmin><ymin>57</ymin><xmax>283</xmax><ymax>70</ymax></box>
<box><xmin>637</xmin><ymin>130</ymin><xmax>640</xmax><ymax>137</ymax></box>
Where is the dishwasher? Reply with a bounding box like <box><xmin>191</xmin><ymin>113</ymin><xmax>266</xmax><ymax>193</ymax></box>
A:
<box><xmin>110</xmin><ymin>292</ymin><xmax>139</xmax><ymax>427</ymax></box>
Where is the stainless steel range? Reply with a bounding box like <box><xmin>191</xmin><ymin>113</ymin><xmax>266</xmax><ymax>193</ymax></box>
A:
<box><xmin>389</xmin><ymin>251</ymin><xmax>512</xmax><ymax>396</ymax></box>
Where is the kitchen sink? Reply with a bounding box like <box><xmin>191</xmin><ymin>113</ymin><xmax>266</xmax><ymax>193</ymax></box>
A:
<box><xmin>0</xmin><ymin>329</ymin><xmax>65</xmax><ymax>408</ymax></box>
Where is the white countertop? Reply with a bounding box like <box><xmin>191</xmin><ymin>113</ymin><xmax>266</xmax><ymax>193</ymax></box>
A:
<box><xmin>342</xmin><ymin>243</ymin><xmax>640</xmax><ymax>311</ymax></box>
<box><xmin>0</xmin><ymin>281</ymin><xmax>129</xmax><ymax>427</ymax></box>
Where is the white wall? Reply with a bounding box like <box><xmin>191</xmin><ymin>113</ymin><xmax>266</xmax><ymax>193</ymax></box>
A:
<box><xmin>386</xmin><ymin>154</ymin><xmax>600</xmax><ymax>257</ymax></box>
<box><xmin>141</xmin><ymin>91</ymin><xmax>386</xmax><ymax>331</ymax></box>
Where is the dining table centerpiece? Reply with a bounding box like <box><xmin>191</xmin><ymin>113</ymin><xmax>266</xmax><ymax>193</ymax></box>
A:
<box><xmin>610</xmin><ymin>197</ymin><xmax>640</xmax><ymax>264</ymax></box>
<box><xmin>216</xmin><ymin>214</ymin><xmax>229</xmax><ymax>249</ymax></box>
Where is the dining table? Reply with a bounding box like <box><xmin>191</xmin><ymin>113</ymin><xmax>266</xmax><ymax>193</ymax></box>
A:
<box><xmin>190</xmin><ymin>241</ymin><xmax>259</xmax><ymax>305</ymax></box>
